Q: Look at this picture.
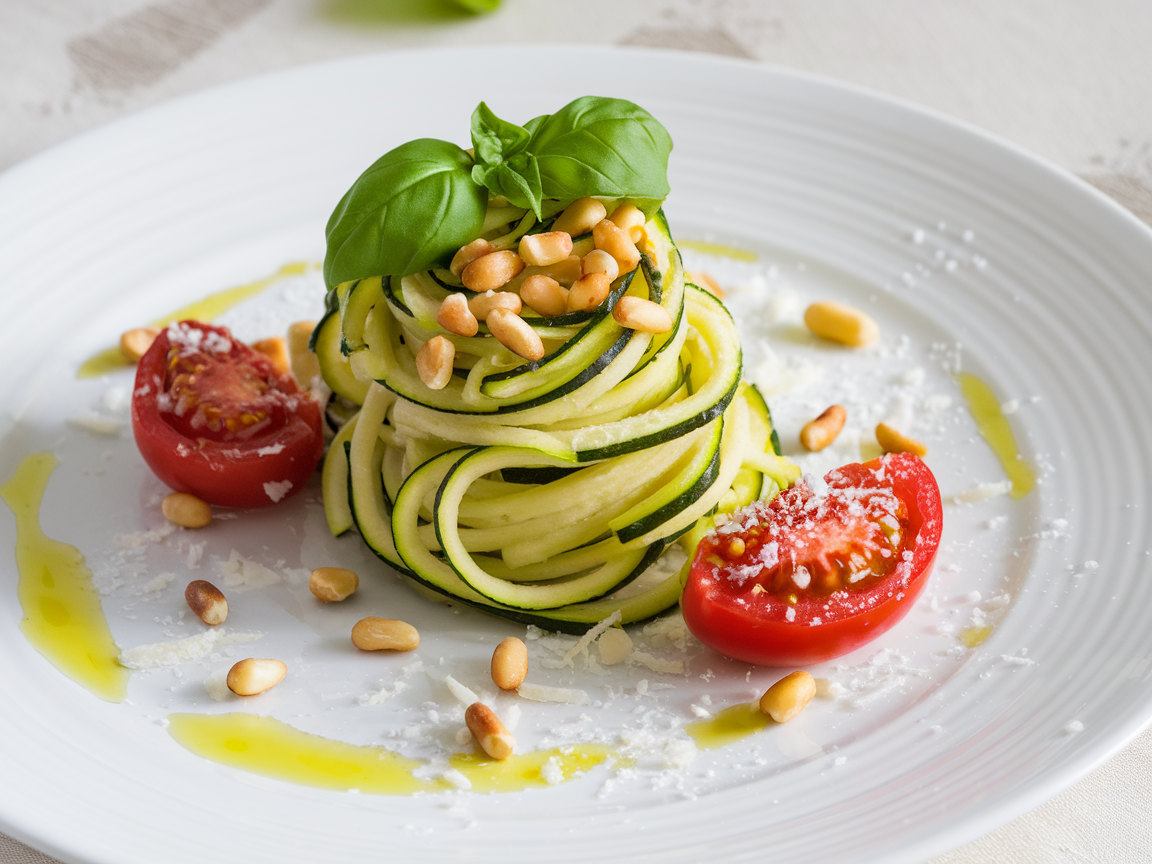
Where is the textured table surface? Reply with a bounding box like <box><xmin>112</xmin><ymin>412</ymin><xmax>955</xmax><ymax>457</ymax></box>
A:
<box><xmin>2</xmin><ymin>1</ymin><xmax>1151</xmax><ymax>862</ymax></box>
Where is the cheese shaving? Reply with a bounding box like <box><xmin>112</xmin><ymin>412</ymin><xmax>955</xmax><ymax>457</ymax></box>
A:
<box><xmin>561</xmin><ymin>610</ymin><xmax>622</xmax><ymax>667</ymax></box>
<box><xmin>516</xmin><ymin>682</ymin><xmax>589</xmax><ymax>704</ymax></box>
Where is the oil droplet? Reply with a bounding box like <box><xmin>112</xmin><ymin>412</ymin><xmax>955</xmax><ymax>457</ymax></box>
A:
<box><xmin>449</xmin><ymin>745</ymin><xmax>614</xmax><ymax>793</ymax></box>
<box><xmin>0</xmin><ymin>453</ymin><xmax>128</xmax><ymax>702</ymax></box>
<box><xmin>77</xmin><ymin>261</ymin><xmax>317</xmax><ymax>378</ymax></box>
<box><xmin>677</xmin><ymin>239</ymin><xmax>758</xmax><ymax>263</ymax></box>
<box><xmin>957</xmin><ymin>372</ymin><xmax>1035</xmax><ymax>499</ymax></box>
<box><xmin>685</xmin><ymin>702</ymin><xmax>770</xmax><ymax>750</ymax></box>
<box><xmin>168</xmin><ymin>713</ymin><xmax>442</xmax><ymax>795</ymax></box>
<box><xmin>960</xmin><ymin>625</ymin><xmax>993</xmax><ymax>648</ymax></box>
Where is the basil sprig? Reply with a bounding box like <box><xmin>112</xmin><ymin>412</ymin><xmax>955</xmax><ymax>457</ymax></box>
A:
<box><xmin>324</xmin><ymin>97</ymin><xmax>673</xmax><ymax>287</ymax></box>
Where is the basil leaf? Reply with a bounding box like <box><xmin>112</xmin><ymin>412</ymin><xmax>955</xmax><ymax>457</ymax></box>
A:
<box><xmin>324</xmin><ymin>138</ymin><xmax>486</xmax><ymax>286</ymax></box>
<box><xmin>469</xmin><ymin>102</ymin><xmax>544</xmax><ymax>216</ymax></box>
<box><xmin>528</xmin><ymin>96</ymin><xmax>673</xmax><ymax>206</ymax></box>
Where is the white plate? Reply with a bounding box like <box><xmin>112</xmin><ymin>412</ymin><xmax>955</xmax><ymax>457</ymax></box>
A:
<box><xmin>2</xmin><ymin>46</ymin><xmax>1151</xmax><ymax>864</ymax></box>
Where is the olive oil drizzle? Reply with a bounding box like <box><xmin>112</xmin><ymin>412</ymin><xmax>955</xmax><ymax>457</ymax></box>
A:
<box><xmin>685</xmin><ymin>702</ymin><xmax>770</xmax><ymax>750</ymax></box>
<box><xmin>956</xmin><ymin>372</ymin><xmax>1036</xmax><ymax>499</ymax></box>
<box><xmin>0</xmin><ymin>453</ymin><xmax>128</xmax><ymax>702</ymax></box>
<box><xmin>77</xmin><ymin>261</ymin><xmax>316</xmax><ymax>378</ymax></box>
<box><xmin>166</xmin><ymin>713</ymin><xmax>616</xmax><ymax>795</ymax></box>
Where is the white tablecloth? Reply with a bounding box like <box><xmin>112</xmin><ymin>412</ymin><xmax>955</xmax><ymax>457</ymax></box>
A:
<box><xmin>2</xmin><ymin>1</ymin><xmax>1151</xmax><ymax>861</ymax></box>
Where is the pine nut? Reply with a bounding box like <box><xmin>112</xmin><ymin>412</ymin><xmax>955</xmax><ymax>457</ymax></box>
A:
<box><xmin>553</xmin><ymin>197</ymin><xmax>607</xmax><ymax>237</ymax></box>
<box><xmin>520</xmin><ymin>274</ymin><xmax>569</xmax><ymax>318</ymax></box>
<box><xmin>593</xmin><ymin>219</ymin><xmax>641</xmax><ymax>274</ymax></box>
<box><xmin>252</xmin><ymin>336</ymin><xmax>291</xmax><ymax>376</ymax></box>
<box><xmin>227</xmin><ymin>658</ymin><xmax>287</xmax><ymax>696</ymax></box>
<box><xmin>530</xmin><ymin>254</ymin><xmax>583</xmax><ymax>287</ymax></box>
<box><xmin>800</xmin><ymin>405</ymin><xmax>847</xmax><ymax>452</ymax></box>
<box><xmin>286</xmin><ymin>320</ymin><xmax>321</xmax><ymax>386</ymax></box>
<box><xmin>597</xmin><ymin>627</ymin><xmax>633</xmax><ymax>665</ymax></box>
<box><xmin>450</xmin><ymin>238</ymin><xmax>495</xmax><ymax>278</ymax></box>
<box><xmin>581</xmin><ymin>249</ymin><xmax>620</xmax><ymax>282</ymax></box>
<box><xmin>613</xmin><ymin>295</ymin><xmax>672</xmax><ymax>333</ymax></box>
<box><xmin>491</xmin><ymin>636</ymin><xmax>528</xmax><ymax>690</ymax></box>
<box><xmin>416</xmin><ymin>335</ymin><xmax>455</xmax><ymax>390</ymax></box>
<box><xmin>185</xmin><ymin>580</ymin><xmax>228</xmax><ymax>626</ymax></box>
<box><xmin>486</xmin><ymin>308</ymin><xmax>545</xmax><ymax>361</ymax></box>
<box><xmin>518</xmin><ymin>231</ymin><xmax>573</xmax><ymax>267</ymax></box>
<box><xmin>161</xmin><ymin>492</ymin><xmax>212</xmax><ymax>529</ymax></box>
<box><xmin>608</xmin><ymin>203</ymin><xmax>646</xmax><ymax>242</ymax></box>
<box><xmin>465</xmin><ymin>702</ymin><xmax>515</xmax><ymax>760</ymax></box>
<box><xmin>468</xmin><ymin>290</ymin><xmax>522</xmax><ymax>321</ymax></box>
<box><xmin>351</xmin><ymin>616</ymin><xmax>420</xmax><ymax>651</ymax></box>
<box><xmin>804</xmin><ymin>301</ymin><xmax>879</xmax><ymax>347</ymax></box>
<box><xmin>309</xmin><ymin>567</ymin><xmax>359</xmax><ymax>602</ymax></box>
<box><xmin>462</xmin><ymin>250</ymin><xmax>524</xmax><ymax>293</ymax></box>
<box><xmin>437</xmin><ymin>293</ymin><xmax>479</xmax><ymax>337</ymax></box>
<box><xmin>565</xmin><ymin>272</ymin><xmax>611</xmax><ymax>313</ymax></box>
<box><xmin>689</xmin><ymin>271</ymin><xmax>725</xmax><ymax>299</ymax></box>
<box><xmin>875</xmin><ymin>422</ymin><xmax>928</xmax><ymax>457</ymax></box>
<box><xmin>759</xmin><ymin>670</ymin><xmax>816</xmax><ymax>723</ymax></box>
<box><xmin>119</xmin><ymin>326</ymin><xmax>160</xmax><ymax>362</ymax></box>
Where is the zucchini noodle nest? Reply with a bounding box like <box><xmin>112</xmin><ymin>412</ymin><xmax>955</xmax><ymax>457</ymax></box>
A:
<box><xmin>315</xmin><ymin>202</ymin><xmax>799</xmax><ymax>633</ymax></box>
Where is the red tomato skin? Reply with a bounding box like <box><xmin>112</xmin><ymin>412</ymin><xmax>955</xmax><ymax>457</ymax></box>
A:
<box><xmin>131</xmin><ymin>321</ymin><xmax>324</xmax><ymax>509</ymax></box>
<box><xmin>681</xmin><ymin>453</ymin><xmax>943</xmax><ymax>667</ymax></box>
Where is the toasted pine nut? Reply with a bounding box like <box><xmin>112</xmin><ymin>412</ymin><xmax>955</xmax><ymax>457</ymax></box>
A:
<box><xmin>437</xmin><ymin>293</ymin><xmax>479</xmax><ymax>337</ymax></box>
<box><xmin>450</xmin><ymin>238</ymin><xmax>495</xmax><ymax>278</ymax></box>
<box><xmin>553</xmin><ymin>197</ymin><xmax>607</xmax><ymax>237</ymax></box>
<box><xmin>689</xmin><ymin>271</ymin><xmax>725</xmax><ymax>299</ymax></box>
<box><xmin>597</xmin><ymin>627</ymin><xmax>633</xmax><ymax>666</ymax></box>
<box><xmin>593</xmin><ymin>219</ymin><xmax>641</xmax><ymax>274</ymax></box>
<box><xmin>227</xmin><ymin>658</ymin><xmax>287</xmax><ymax>696</ymax></box>
<box><xmin>119</xmin><ymin>326</ymin><xmax>160</xmax><ymax>362</ymax></box>
<box><xmin>804</xmin><ymin>301</ymin><xmax>879</xmax><ymax>347</ymax></box>
<box><xmin>251</xmin><ymin>336</ymin><xmax>291</xmax><ymax>376</ymax></box>
<box><xmin>486</xmin><ymin>309</ymin><xmax>545</xmax><ymax>361</ymax></box>
<box><xmin>613</xmin><ymin>296</ymin><xmax>672</xmax><ymax>333</ymax></box>
<box><xmin>566</xmin><ymin>272</ymin><xmax>611</xmax><ymax>313</ymax></box>
<box><xmin>581</xmin><ymin>249</ymin><xmax>620</xmax><ymax>282</ymax></box>
<box><xmin>518</xmin><ymin>231</ymin><xmax>573</xmax><ymax>267</ymax></box>
<box><xmin>608</xmin><ymin>203</ymin><xmax>645</xmax><ymax>242</ymax></box>
<box><xmin>875</xmin><ymin>422</ymin><xmax>928</xmax><ymax>457</ymax></box>
<box><xmin>309</xmin><ymin>567</ymin><xmax>359</xmax><ymax>602</ymax></box>
<box><xmin>462</xmin><ymin>250</ymin><xmax>524</xmax><ymax>293</ymax></box>
<box><xmin>520</xmin><ymin>275</ymin><xmax>569</xmax><ymax>318</ymax></box>
<box><xmin>465</xmin><ymin>702</ymin><xmax>515</xmax><ymax>760</ymax></box>
<box><xmin>185</xmin><ymin>580</ymin><xmax>228</xmax><ymax>626</ymax></box>
<box><xmin>286</xmin><ymin>320</ymin><xmax>321</xmax><ymax>386</ymax></box>
<box><xmin>529</xmin><ymin>254</ymin><xmax>583</xmax><ymax>287</ymax></box>
<box><xmin>468</xmin><ymin>290</ymin><xmax>522</xmax><ymax>321</ymax></box>
<box><xmin>800</xmin><ymin>405</ymin><xmax>847</xmax><ymax>452</ymax></box>
<box><xmin>491</xmin><ymin>637</ymin><xmax>528</xmax><ymax>690</ymax></box>
<box><xmin>759</xmin><ymin>670</ymin><xmax>816</xmax><ymax>723</ymax></box>
<box><xmin>351</xmin><ymin>616</ymin><xmax>420</xmax><ymax>652</ymax></box>
<box><xmin>416</xmin><ymin>335</ymin><xmax>455</xmax><ymax>390</ymax></box>
<box><xmin>161</xmin><ymin>492</ymin><xmax>212</xmax><ymax>529</ymax></box>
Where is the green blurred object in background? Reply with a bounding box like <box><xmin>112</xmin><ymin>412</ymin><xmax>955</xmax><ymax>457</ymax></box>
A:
<box><xmin>454</xmin><ymin>0</ymin><xmax>500</xmax><ymax>12</ymax></box>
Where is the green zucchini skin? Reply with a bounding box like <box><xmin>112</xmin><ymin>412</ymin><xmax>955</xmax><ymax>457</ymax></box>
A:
<box><xmin>316</xmin><ymin>205</ymin><xmax>797</xmax><ymax>632</ymax></box>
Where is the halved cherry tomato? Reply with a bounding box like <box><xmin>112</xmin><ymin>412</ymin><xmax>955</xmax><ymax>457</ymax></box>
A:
<box><xmin>131</xmin><ymin>320</ymin><xmax>323</xmax><ymax>508</ymax></box>
<box><xmin>681</xmin><ymin>452</ymin><xmax>942</xmax><ymax>666</ymax></box>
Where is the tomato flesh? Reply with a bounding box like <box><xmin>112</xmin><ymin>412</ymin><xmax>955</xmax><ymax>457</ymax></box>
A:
<box><xmin>681</xmin><ymin>452</ymin><xmax>942</xmax><ymax>666</ymax></box>
<box><xmin>132</xmin><ymin>321</ymin><xmax>324</xmax><ymax>508</ymax></box>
